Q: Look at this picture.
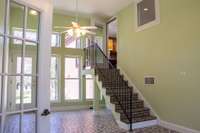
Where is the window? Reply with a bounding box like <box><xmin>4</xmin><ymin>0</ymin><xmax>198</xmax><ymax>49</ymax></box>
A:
<box><xmin>65</xmin><ymin>33</ymin><xmax>81</xmax><ymax>48</ymax></box>
<box><xmin>16</xmin><ymin>57</ymin><xmax>32</xmax><ymax>104</ymax></box>
<box><xmin>86</xmin><ymin>74</ymin><xmax>94</xmax><ymax>99</ymax></box>
<box><xmin>94</xmin><ymin>36</ymin><xmax>103</xmax><ymax>50</ymax></box>
<box><xmin>12</xmin><ymin>28</ymin><xmax>37</xmax><ymax>45</ymax></box>
<box><xmin>85</xmin><ymin>37</ymin><xmax>90</xmax><ymax>48</ymax></box>
<box><xmin>51</xmin><ymin>33</ymin><xmax>60</xmax><ymax>47</ymax></box>
<box><xmin>135</xmin><ymin>0</ymin><xmax>160</xmax><ymax>31</ymax></box>
<box><xmin>64</xmin><ymin>57</ymin><xmax>80</xmax><ymax>100</ymax></box>
<box><xmin>50</xmin><ymin>56</ymin><xmax>59</xmax><ymax>101</ymax></box>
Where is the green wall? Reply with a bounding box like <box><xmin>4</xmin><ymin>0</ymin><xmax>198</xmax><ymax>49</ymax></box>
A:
<box><xmin>117</xmin><ymin>0</ymin><xmax>200</xmax><ymax>131</ymax></box>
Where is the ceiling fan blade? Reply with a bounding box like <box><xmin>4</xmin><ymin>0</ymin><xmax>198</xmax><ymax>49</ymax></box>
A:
<box><xmin>84</xmin><ymin>30</ymin><xmax>96</xmax><ymax>35</ymax></box>
<box><xmin>54</xmin><ymin>26</ymin><xmax>72</xmax><ymax>29</ymax></box>
<box><xmin>80</xmin><ymin>26</ymin><xmax>98</xmax><ymax>30</ymax></box>
<box><xmin>60</xmin><ymin>30</ymin><xmax>69</xmax><ymax>34</ymax></box>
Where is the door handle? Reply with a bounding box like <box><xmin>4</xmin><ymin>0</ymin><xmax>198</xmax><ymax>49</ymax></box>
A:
<box><xmin>41</xmin><ymin>109</ymin><xmax>51</xmax><ymax>116</ymax></box>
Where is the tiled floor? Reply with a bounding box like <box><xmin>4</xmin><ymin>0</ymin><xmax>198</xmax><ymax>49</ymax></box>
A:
<box><xmin>4</xmin><ymin>109</ymin><xmax>179</xmax><ymax>133</ymax></box>
<box><xmin>50</xmin><ymin>109</ymin><xmax>179</xmax><ymax>133</ymax></box>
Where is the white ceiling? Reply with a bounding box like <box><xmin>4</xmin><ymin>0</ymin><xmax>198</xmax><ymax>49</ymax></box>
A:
<box><xmin>53</xmin><ymin>0</ymin><xmax>135</xmax><ymax>18</ymax></box>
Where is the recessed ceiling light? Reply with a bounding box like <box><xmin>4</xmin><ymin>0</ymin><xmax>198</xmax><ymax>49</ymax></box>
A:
<box><xmin>144</xmin><ymin>8</ymin><xmax>149</xmax><ymax>11</ymax></box>
<box><xmin>29</xmin><ymin>10</ymin><xmax>38</xmax><ymax>16</ymax></box>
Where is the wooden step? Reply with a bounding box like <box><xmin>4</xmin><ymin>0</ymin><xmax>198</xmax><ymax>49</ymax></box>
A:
<box><xmin>109</xmin><ymin>93</ymin><xmax>138</xmax><ymax>102</ymax></box>
<box><xmin>114</xmin><ymin>100</ymin><xmax>144</xmax><ymax>110</ymax></box>
<box><xmin>119</xmin><ymin>108</ymin><xmax>151</xmax><ymax>119</ymax></box>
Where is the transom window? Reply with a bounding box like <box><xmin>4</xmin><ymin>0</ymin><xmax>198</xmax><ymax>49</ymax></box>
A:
<box><xmin>51</xmin><ymin>33</ymin><xmax>60</xmax><ymax>47</ymax></box>
<box><xmin>65</xmin><ymin>33</ymin><xmax>81</xmax><ymax>48</ymax></box>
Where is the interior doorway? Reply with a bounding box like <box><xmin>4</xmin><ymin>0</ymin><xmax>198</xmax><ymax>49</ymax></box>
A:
<box><xmin>106</xmin><ymin>18</ymin><xmax>117</xmax><ymax>68</ymax></box>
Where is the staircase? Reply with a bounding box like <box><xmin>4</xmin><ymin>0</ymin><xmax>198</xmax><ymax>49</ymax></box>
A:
<box><xmin>84</xmin><ymin>44</ymin><xmax>158</xmax><ymax>131</ymax></box>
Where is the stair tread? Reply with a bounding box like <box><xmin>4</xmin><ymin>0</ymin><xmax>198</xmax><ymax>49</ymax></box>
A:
<box><xmin>115</xmin><ymin>99</ymin><xmax>143</xmax><ymax>104</ymax></box>
<box><xmin>117</xmin><ymin>107</ymin><xmax>150</xmax><ymax>113</ymax></box>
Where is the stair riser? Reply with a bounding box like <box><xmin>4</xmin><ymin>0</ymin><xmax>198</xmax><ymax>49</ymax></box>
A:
<box><xmin>107</xmin><ymin>90</ymin><xmax>136</xmax><ymax>94</ymax></box>
<box><xmin>102</xmin><ymin>82</ymin><xmax>128</xmax><ymax>88</ymax></box>
<box><xmin>96</xmin><ymin>71</ymin><xmax>121</xmax><ymax>77</ymax></box>
<box><xmin>98</xmin><ymin>74</ymin><xmax>123</xmax><ymax>80</ymax></box>
<box><xmin>120</xmin><ymin>111</ymin><xmax>151</xmax><ymax>119</ymax></box>
<box><xmin>112</xmin><ymin>100</ymin><xmax>144</xmax><ymax>105</ymax></box>
<box><xmin>109</xmin><ymin>95</ymin><xmax>138</xmax><ymax>102</ymax></box>
<box><xmin>97</xmin><ymin>69</ymin><xmax>120</xmax><ymax>73</ymax></box>
<box><xmin>121</xmin><ymin>116</ymin><xmax>157</xmax><ymax>124</ymax></box>
<box><xmin>100</xmin><ymin>77</ymin><xmax>126</xmax><ymax>84</ymax></box>
<box><xmin>114</xmin><ymin>102</ymin><xmax>144</xmax><ymax>110</ymax></box>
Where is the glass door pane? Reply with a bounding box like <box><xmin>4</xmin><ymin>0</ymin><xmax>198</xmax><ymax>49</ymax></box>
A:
<box><xmin>7</xmin><ymin>37</ymin><xmax>23</xmax><ymax>74</ymax></box>
<box><xmin>0</xmin><ymin>76</ymin><xmax>2</xmax><ymax>112</ymax></box>
<box><xmin>65</xmin><ymin>79</ymin><xmax>79</xmax><ymax>100</ymax></box>
<box><xmin>9</xmin><ymin>2</ymin><xmax>25</xmax><ymax>37</ymax></box>
<box><xmin>23</xmin><ymin>76</ymin><xmax>37</xmax><ymax>110</ymax></box>
<box><xmin>0</xmin><ymin>36</ymin><xmax>3</xmax><ymax>73</ymax></box>
<box><xmin>65</xmin><ymin>57</ymin><xmax>80</xmax><ymax>78</ymax></box>
<box><xmin>6</xmin><ymin>76</ymin><xmax>22</xmax><ymax>112</ymax></box>
<box><xmin>0</xmin><ymin>0</ymin><xmax>5</xmax><ymax>33</ymax></box>
<box><xmin>86</xmin><ymin>75</ymin><xmax>94</xmax><ymax>99</ymax></box>
<box><xmin>24</xmin><ymin>42</ymin><xmax>38</xmax><ymax>75</ymax></box>
<box><xmin>4</xmin><ymin>114</ymin><xmax>20</xmax><ymax>133</ymax></box>
<box><xmin>26</xmin><ymin>8</ymin><xmax>39</xmax><ymax>42</ymax></box>
<box><xmin>64</xmin><ymin>57</ymin><xmax>80</xmax><ymax>100</ymax></box>
<box><xmin>22</xmin><ymin>111</ymin><xmax>36</xmax><ymax>133</ymax></box>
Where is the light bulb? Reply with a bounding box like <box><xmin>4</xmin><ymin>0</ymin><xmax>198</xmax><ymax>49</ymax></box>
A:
<box><xmin>144</xmin><ymin>8</ymin><xmax>149</xmax><ymax>11</ymax></box>
<box><xmin>81</xmin><ymin>30</ymin><xmax>86</xmax><ymax>36</ymax></box>
<box><xmin>29</xmin><ymin>10</ymin><xmax>38</xmax><ymax>16</ymax></box>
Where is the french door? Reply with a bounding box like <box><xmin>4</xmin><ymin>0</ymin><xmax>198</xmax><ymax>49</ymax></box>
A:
<box><xmin>0</xmin><ymin>0</ymin><xmax>51</xmax><ymax>133</ymax></box>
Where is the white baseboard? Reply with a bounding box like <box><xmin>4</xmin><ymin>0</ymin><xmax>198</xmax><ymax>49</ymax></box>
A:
<box><xmin>132</xmin><ymin>119</ymin><xmax>158</xmax><ymax>129</ymax></box>
<box><xmin>160</xmin><ymin>120</ymin><xmax>200</xmax><ymax>133</ymax></box>
<box><xmin>117</xmin><ymin>66</ymin><xmax>160</xmax><ymax>120</ymax></box>
<box><xmin>51</xmin><ymin>104</ymin><xmax>105</xmax><ymax>112</ymax></box>
<box><xmin>51</xmin><ymin>105</ymin><xmax>92</xmax><ymax>112</ymax></box>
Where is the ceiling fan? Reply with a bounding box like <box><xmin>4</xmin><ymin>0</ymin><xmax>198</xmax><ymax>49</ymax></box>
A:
<box><xmin>54</xmin><ymin>0</ymin><xmax>97</xmax><ymax>37</ymax></box>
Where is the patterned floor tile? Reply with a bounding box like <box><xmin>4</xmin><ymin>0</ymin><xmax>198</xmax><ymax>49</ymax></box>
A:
<box><xmin>3</xmin><ymin>109</ymin><xmax>180</xmax><ymax>133</ymax></box>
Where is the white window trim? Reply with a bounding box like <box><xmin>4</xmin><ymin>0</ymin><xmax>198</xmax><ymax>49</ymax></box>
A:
<box><xmin>135</xmin><ymin>0</ymin><xmax>160</xmax><ymax>32</ymax></box>
<box><xmin>50</xmin><ymin>55</ymin><xmax>61</xmax><ymax>103</ymax></box>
